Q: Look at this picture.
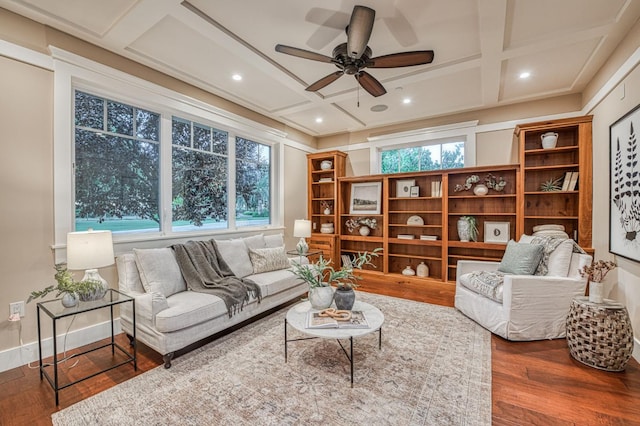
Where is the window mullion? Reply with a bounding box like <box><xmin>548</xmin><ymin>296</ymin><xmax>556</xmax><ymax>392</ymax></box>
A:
<box><xmin>160</xmin><ymin>113</ymin><xmax>173</xmax><ymax>234</ymax></box>
<box><xmin>228</xmin><ymin>133</ymin><xmax>236</xmax><ymax>229</ymax></box>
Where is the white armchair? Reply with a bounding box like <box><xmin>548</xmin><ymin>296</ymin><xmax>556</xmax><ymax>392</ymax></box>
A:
<box><xmin>455</xmin><ymin>239</ymin><xmax>592</xmax><ymax>341</ymax></box>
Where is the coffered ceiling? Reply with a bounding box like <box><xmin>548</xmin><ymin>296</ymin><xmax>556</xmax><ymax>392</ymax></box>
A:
<box><xmin>2</xmin><ymin>0</ymin><xmax>639</xmax><ymax>136</ymax></box>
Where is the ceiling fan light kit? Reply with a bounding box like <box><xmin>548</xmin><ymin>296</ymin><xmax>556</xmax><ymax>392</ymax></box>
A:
<box><xmin>275</xmin><ymin>5</ymin><xmax>434</xmax><ymax>97</ymax></box>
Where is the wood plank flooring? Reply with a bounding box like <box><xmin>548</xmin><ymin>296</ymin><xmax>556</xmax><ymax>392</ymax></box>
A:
<box><xmin>1</xmin><ymin>283</ymin><xmax>639</xmax><ymax>426</ymax></box>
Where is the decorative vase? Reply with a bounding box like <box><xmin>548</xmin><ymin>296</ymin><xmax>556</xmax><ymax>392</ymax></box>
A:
<box><xmin>320</xmin><ymin>160</ymin><xmax>332</xmax><ymax>170</ymax></box>
<box><xmin>402</xmin><ymin>266</ymin><xmax>415</xmax><ymax>276</ymax></box>
<box><xmin>541</xmin><ymin>132</ymin><xmax>558</xmax><ymax>149</ymax></box>
<box><xmin>359</xmin><ymin>226</ymin><xmax>371</xmax><ymax>236</ymax></box>
<box><xmin>61</xmin><ymin>292</ymin><xmax>79</xmax><ymax>308</ymax></box>
<box><xmin>473</xmin><ymin>184</ymin><xmax>488</xmax><ymax>196</ymax></box>
<box><xmin>334</xmin><ymin>287</ymin><xmax>356</xmax><ymax>310</ymax></box>
<box><xmin>417</xmin><ymin>261</ymin><xmax>429</xmax><ymax>278</ymax></box>
<box><xmin>457</xmin><ymin>218</ymin><xmax>471</xmax><ymax>242</ymax></box>
<box><xmin>308</xmin><ymin>286</ymin><xmax>334</xmax><ymax>310</ymax></box>
<box><xmin>589</xmin><ymin>281</ymin><xmax>604</xmax><ymax>303</ymax></box>
<box><xmin>78</xmin><ymin>284</ymin><xmax>108</xmax><ymax>302</ymax></box>
<box><xmin>320</xmin><ymin>223</ymin><xmax>334</xmax><ymax>234</ymax></box>
<box><xmin>323</xmin><ymin>208</ymin><xmax>331</xmax><ymax>215</ymax></box>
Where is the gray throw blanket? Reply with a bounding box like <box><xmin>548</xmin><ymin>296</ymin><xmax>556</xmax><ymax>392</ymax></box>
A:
<box><xmin>171</xmin><ymin>240</ymin><xmax>261</xmax><ymax>318</ymax></box>
<box><xmin>529</xmin><ymin>236</ymin><xmax>587</xmax><ymax>276</ymax></box>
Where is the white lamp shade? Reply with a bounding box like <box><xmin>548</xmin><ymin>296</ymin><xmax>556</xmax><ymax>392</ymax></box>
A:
<box><xmin>66</xmin><ymin>230</ymin><xmax>115</xmax><ymax>270</ymax></box>
<box><xmin>293</xmin><ymin>220</ymin><xmax>312</xmax><ymax>238</ymax></box>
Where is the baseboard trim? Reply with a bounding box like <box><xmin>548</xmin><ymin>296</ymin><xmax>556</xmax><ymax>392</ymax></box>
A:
<box><xmin>0</xmin><ymin>318</ymin><xmax>121</xmax><ymax>373</ymax></box>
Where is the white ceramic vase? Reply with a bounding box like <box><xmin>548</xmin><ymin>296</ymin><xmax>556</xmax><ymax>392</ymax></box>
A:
<box><xmin>457</xmin><ymin>218</ymin><xmax>471</xmax><ymax>242</ymax></box>
<box><xmin>589</xmin><ymin>281</ymin><xmax>604</xmax><ymax>303</ymax></box>
<box><xmin>473</xmin><ymin>184</ymin><xmax>488</xmax><ymax>196</ymax></box>
<box><xmin>359</xmin><ymin>226</ymin><xmax>371</xmax><ymax>236</ymax></box>
<box><xmin>308</xmin><ymin>286</ymin><xmax>334</xmax><ymax>310</ymax></box>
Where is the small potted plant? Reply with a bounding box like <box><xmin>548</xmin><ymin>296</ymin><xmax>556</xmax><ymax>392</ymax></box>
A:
<box><xmin>27</xmin><ymin>264</ymin><xmax>105</xmax><ymax>308</ymax></box>
<box><xmin>290</xmin><ymin>249</ymin><xmax>381</xmax><ymax>310</ymax></box>
<box><xmin>579</xmin><ymin>260</ymin><xmax>617</xmax><ymax>303</ymax></box>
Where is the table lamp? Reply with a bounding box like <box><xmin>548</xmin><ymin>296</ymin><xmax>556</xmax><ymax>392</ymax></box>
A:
<box><xmin>66</xmin><ymin>230</ymin><xmax>115</xmax><ymax>299</ymax></box>
<box><xmin>293</xmin><ymin>219</ymin><xmax>312</xmax><ymax>254</ymax></box>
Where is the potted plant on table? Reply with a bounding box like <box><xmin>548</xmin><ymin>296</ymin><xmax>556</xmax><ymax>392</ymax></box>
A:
<box><xmin>27</xmin><ymin>264</ymin><xmax>105</xmax><ymax>308</ymax></box>
<box><xmin>290</xmin><ymin>249</ymin><xmax>381</xmax><ymax>310</ymax></box>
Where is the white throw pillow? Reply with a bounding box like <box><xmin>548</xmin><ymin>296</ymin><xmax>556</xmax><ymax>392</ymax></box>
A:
<box><xmin>214</xmin><ymin>238</ymin><xmax>254</xmax><ymax>278</ymax></box>
<box><xmin>133</xmin><ymin>248</ymin><xmax>186</xmax><ymax>297</ymax></box>
<box><xmin>264</xmin><ymin>233</ymin><xmax>284</xmax><ymax>248</ymax></box>
<box><xmin>518</xmin><ymin>234</ymin><xmax>574</xmax><ymax>277</ymax></box>
<box><xmin>243</xmin><ymin>234</ymin><xmax>266</xmax><ymax>250</ymax></box>
<box><xmin>249</xmin><ymin>246</ymin><xmax>290</xmax><ymax>274</ymax></box>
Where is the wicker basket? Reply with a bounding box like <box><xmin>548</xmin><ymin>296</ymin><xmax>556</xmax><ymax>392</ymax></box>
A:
<box><xmin>566</xmin><ymin>297</ymin><xmax>633</xmax><ymax>372</ymax></box>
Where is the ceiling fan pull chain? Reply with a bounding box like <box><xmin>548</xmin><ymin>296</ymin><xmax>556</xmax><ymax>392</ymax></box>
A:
<box><xmin>357</xmin><ymin>75</ymin><xmax>360</xmax><ymax>107</ymax></box>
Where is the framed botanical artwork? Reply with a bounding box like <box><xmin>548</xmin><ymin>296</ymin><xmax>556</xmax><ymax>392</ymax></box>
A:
<box><xmin>610</xmin><ymin>103</ymin><xmax>640</xmax><ymax>262</ymax></box>
<box><xmin>396</xmin><ymin>179</ymin><xmax>415</xmax><ymax>198</ymax></box>
<box><xmin>349</xmin><ymin>182</ymin><xmax>382</xmax><ymax>214</ymax></box>
<box><xmin>484</xmin><ymin>221</ymin><xmax>510</xmax><ymax>244</ymax></box>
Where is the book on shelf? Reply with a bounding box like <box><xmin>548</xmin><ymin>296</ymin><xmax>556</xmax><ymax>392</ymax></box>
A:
<box><xmin>561</xmin><ymin>171</ymin><xmax>573</xmax><ymax>191</ymax></box>
<box><xmin>430</xmin><ymin>181</ymin><xmax>442</xmax><ymax>197</ymax></box>
<box><xmin>306</xmin><ymin>311</ymin><xmax>370</xmax><ymax>329</ymax></box>
<box><xmin>397</xmin><ymin>234</ymin><xmax>415</xmax><ymax>239</ymax></box>
<box><xmin>318</xmin><ymin>177</ymin><xmax>333</xmax><ymax>182</ymax></box>
<box><xmin>568</xmin><ymin>171</ymin><xmax>579</xmax><ymax>190</ymax></box>
<box><xmin>420</xmin><ymin>235</ymin><xmax>438</xmax><ymax>240</ymax></box>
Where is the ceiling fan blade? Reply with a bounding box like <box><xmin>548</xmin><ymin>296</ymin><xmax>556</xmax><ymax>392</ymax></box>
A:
<box><xmin>357</xmin><ymin>71</ymin><xmax>386</xmax><ymax>97</ymax></box>
<box><xmin>368</xmin><ymin>50</ymin><xmax>434</xmax><ymax>68</ymax></box>
<box><xmin>346</xmin><ymin>5</ymin><xmax>375</xmax><ymax>59</ymax></box>
<box><xmin>306</xmin><ymin>71</ymin><xmax>344</xmax><ymax>92</ymax></box>
<box><xmin>275</xmin><ymin>44</ymin><xmax>334</xmax><ymax>63</ymax></box>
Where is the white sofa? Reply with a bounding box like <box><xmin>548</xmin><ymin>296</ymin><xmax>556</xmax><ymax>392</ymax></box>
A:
<box><xmin>455</xmin><ymin>236</ymin><xmax>592</xmax><ymax>341</ymax></box>
<box><xmin>117</xmin><ymin>234</ymin><xmax>307</xmax><ymax>367</ymax></box>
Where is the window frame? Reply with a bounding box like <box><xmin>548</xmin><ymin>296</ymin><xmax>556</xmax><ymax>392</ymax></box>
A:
<box><xmin>365</xmin><ymin>121</ymin><xmax>478</xmax><ymax>174</ymax></box>
<box><xmin>53</xmin><ymin>48</ymin><xmax>286</xmax><ymax>260</ymax></box>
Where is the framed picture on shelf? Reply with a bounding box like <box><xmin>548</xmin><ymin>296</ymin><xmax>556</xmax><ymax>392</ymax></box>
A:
<box><xmin>396</xmin><ymin>179</ymin><xmax>415</xmax><ymax>198</ymax></box>
<box><xmin>349</xmin><ymin>182</ymin><xmax>382</xmax><ymax>214</ymax></box>
<box><xmin>610</xmin><ymin>103</ymin><xmax>640</xmax><ymax>262</ymax></box>
<box><xmin>410</xmin><ymin>186</ymin><xmax>420</xmax><ymax>197</ymax></box>
<box><xmin>484</xmin><ymin>221</ymin><xmax>510</xmax><ymax>244</ymax></box>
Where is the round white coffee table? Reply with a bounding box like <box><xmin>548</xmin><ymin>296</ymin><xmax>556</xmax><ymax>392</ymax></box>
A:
<box><xmin>284</xmin><ymin>300</ymin><xmax>384</xmax><ymax>387</ymax></box>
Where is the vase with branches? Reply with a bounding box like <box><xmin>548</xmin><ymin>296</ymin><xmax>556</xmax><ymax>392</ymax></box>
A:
<box><xmin>579</xmin><ymin>260</ymin><xmax>617</xmax><ymax>303</ymax></box>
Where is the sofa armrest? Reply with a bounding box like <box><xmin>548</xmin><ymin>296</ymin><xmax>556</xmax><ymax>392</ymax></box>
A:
<box><xmin>120</xmin><ymin>291</ymin><xmax>169</xmax><ymax>327</ymax></box>
<box><xmin>503</xmin><ymin>275</ymin><xmax>586</xmax><ymax>317</ymax></box>
<box><xmin>456</xmin><ymin>260</ymin><xmax>500</xmax><ymax>279</ymax></box>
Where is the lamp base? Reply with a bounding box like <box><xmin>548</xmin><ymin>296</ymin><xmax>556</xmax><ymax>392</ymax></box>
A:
<box><xmin>296</xmin><ymin>238</ymin><xmax>309</xmax><ymax>255</ymax></box>
<box><xmin>79</xmin><ymin>269</ymin><xmax>109</xmax><ymax>301</ymax></box>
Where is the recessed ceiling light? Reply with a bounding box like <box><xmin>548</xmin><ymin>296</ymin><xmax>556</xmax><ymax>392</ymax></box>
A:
<box><xmin>232</xmin><ymin>74</ymin><xmax>242</xmax><ymax>81</ymax></box>
<box><xmin>519</xmin><ymin>71</ymin><xmax>531</xmax><ymax>79</ymax></box>
<box><xmin>371</xmin><ymin>104</ymin><xmax>388</xmax><ymax>112</ymax></box>
<box><xmin>315</xmin><ymin>117</ymin><xmax>323</xmax><ymax>123</ymax></box>
<box><xmin>402</xmin><ymin>98</ymin><xmax>412</xmax><ymax>104</ymax></box>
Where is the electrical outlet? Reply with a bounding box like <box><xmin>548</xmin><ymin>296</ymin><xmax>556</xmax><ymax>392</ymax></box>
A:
<box><xmin>9</xmin><ymin>301</ymin><xmax>25</xmax><ymax>318</ymax></box>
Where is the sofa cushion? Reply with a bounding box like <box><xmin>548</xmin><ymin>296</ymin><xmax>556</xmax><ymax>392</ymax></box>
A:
<box><xmin>154</xmin><ymin>291</ymin><xmax>230</xmax><ymax>333</ymax></box>
<box><xmin>498</xmin><ymin>240</ymin><xmax>544</xmax><ymax>275</ymax></box>
<box><xmin>243</xmin><ymin>234</ymin><xmax>266</xmax><ymax>250</ymax></box>
<box><xmin>134</xmin><ymin>248</ymin><xmax>186</xmax><ymax>297</ymax></box>
<box><xmin>116</xmin><ymin>253</ymin><xmax>144</xmax><ymax>293</ymax></box>
<box><xmin>249</xmin><ymin>246</ymin><xmax>290</xmax><ymax>274</ymax></box>
<box><xmin>264</xmin><ymin>233</ymin><xmax>284</xmax><ymax>248</ymax></box>
<box><xmin>459</xmin><ymin>270</ymin><xmax>505</xmax><ymax>303</ymax></box>
<box><xmin>247</xmin><ymin>268</ymin><xmax>303</xmax><ymax>297</ymax></box>
<box><xmin>214</xmin><ymin>238</ymin><xmax>253</xmax><ymax>278</ymax></box>
<box><xmin>519</xmin><ymin>234</ymin><xmax>574</xmax><ymax>277</ymax></box>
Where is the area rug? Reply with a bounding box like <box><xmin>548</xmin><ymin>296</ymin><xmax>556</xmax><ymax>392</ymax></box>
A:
<box><xmin>52</xmin><ymin>292</ymin><xmax>491</xmax><ymax>425</ymax></box>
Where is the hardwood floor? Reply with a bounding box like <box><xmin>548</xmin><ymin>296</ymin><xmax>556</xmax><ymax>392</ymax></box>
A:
<box><xmin>1</xmin><ymin>284</ymin><xmax>639</xmax><ymax>426</ymax></box>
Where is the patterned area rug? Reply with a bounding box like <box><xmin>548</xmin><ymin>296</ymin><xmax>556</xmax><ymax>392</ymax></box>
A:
<box><xmin>52</xmin><ymin>292</ymin><xmax>491</xmax><ymax>425</ymax></box>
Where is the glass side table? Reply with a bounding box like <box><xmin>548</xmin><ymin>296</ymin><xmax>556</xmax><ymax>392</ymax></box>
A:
<box><xmin>37</xmin><ymin>289</ymin><xmax>137</xmax><ymax>405</ymax></box>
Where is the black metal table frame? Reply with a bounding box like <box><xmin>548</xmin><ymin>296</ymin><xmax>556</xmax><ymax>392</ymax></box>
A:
<box><xmin>284</xmin><ymin>318</ymin><xmax>382</xmax><ymax>387</ymax></box>
<box><xmin>36</xmin><ymin>289</ymin><xmax>137</xmax><ymax>405</ymax></box>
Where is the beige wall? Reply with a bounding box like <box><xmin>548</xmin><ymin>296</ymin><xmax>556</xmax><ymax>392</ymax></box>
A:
<box><xmin>283</xmin><ymin>146</ymin><xmax>309</xmax><ymax>247</ymax></box>
<box><xmin>0</xmin><ymin>55</ymin><xmax>56</xmax><ymax>350</ymax></box>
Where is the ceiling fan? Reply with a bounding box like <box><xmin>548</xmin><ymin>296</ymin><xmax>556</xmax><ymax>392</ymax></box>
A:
<box><xmin>275</xmin><ymin>5</ymin><xmax>434</xmax><ymax>97</ymax></box>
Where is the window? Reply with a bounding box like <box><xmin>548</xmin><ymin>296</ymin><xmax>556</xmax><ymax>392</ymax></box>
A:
<box><xmin>74</xmin><ymin>91</ymin><xmax>160</xmax><ymax>233</ymax></box>
<box><xmin>235</xmin><ymin>137</ymin><xmax>271</xmax><ymax>227</ymax></box>
<box><xmin>73</xmin><ymin>90</ymin><xmax>275</xmax><ymax>236</ymax></box>
<box><xmin>172</xmin><ymin>117</ymin><xmax>229</xmax><ymax>231</ymax></box>
<box><xmin>380</xmin><ymin>141</ymin><xmax>464</xmax><ymax>174</ymax></box>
